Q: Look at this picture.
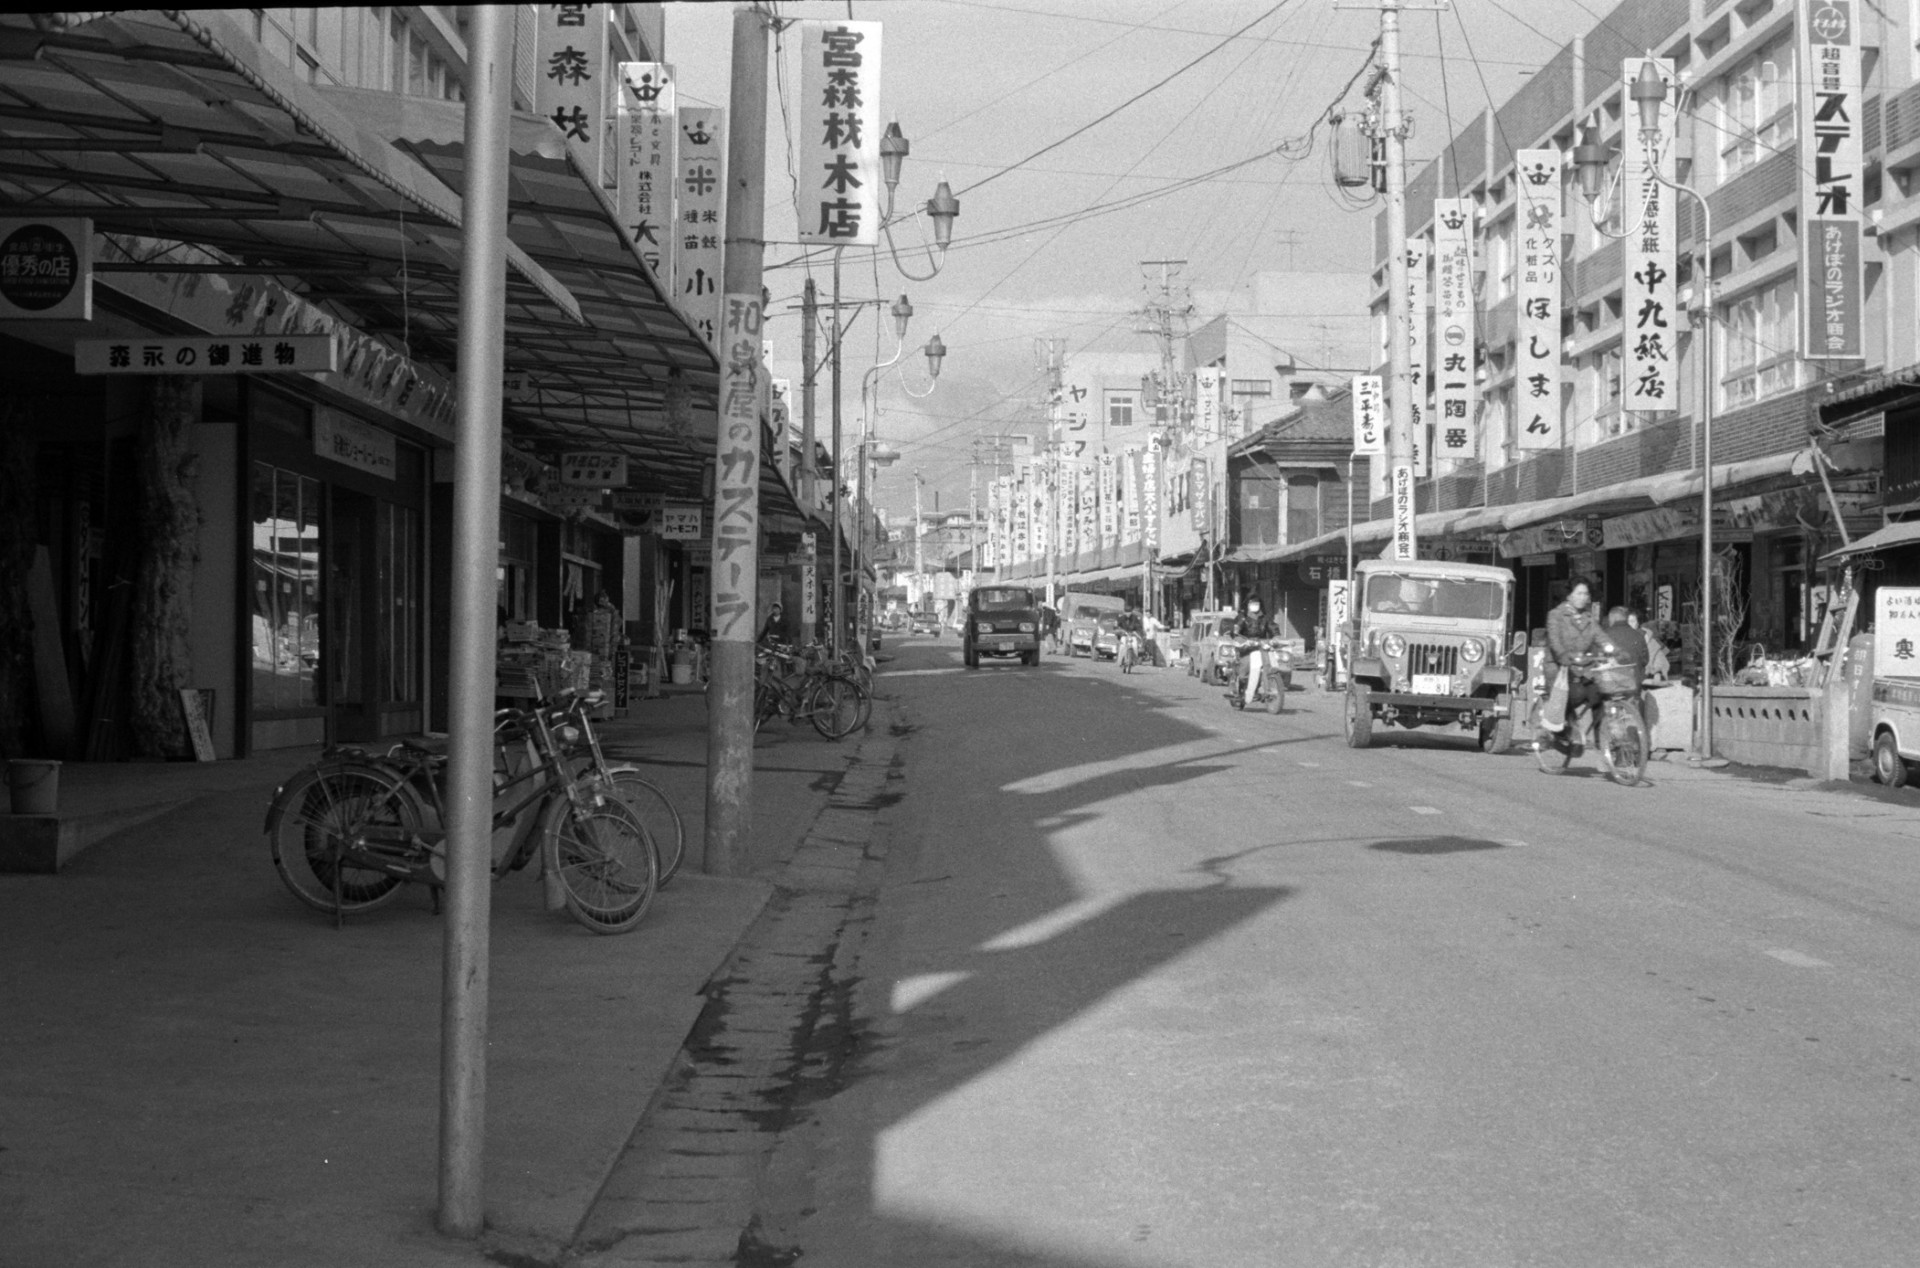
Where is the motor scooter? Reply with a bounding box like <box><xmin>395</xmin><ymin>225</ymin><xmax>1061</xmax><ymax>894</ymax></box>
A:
<box><xmin>1224</xmin><ymin>640</ymin><xmax>1292</xmax><ymax>714</ymax></box>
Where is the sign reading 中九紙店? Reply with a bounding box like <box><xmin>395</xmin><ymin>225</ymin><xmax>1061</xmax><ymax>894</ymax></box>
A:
<box><xmin>1875</xmin><ymin>587</ymin><xmax>1920</xmax><ymax>678</ymax></box>
<box><xmin>797</xmin><ymin>20</ymin><xmax>882</xmax><ymax>247</ymax></box>
<box><xmin>75</xmin><ymin>334</ymin><xmax>336</xmax><ymax>376</ymax></box>
<box><xmin>312</xmin><ymin>407</ymin><xmax>395</xmax><ymax>480</ymax></box>
<box><xmin>1624</xmin><ymin>57</ymin><xmax>1677</xmax><ymax>412</ymax></box>
<box><xmin>560</xmin><ymin>451</ymin><xmax>628</xmax><ymax>487</ymax></box>
<box><xmin>0</xmin><ymin>218</ymin><xmax>91</xmax><ymax>320</ymax></box>
<box><xmin>1514</xmin><ymin>149</ymin><xmax>1563</xmax><ymax>449</ymax></box>
<box><xmin>1801</xmin><ymin>0</ymin><xmax>1865</xmax><ymax>362</ymax></box>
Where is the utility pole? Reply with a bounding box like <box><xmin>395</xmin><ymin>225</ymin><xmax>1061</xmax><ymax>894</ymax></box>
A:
<box><xmin>1347</xmin><ymin>0</ymin><xmax>1444</xmax><ymax>560</ymax></box>
<box><xmin>438</xmin><ymin>3</ymin><xmax>511</xmax><ymax>1236</ymax></box>
<box><xmin>830</xmin><ymin>250</ymin><xmax>845</xmax><ymax>658</ymax></box>
<box><xmin>1043</xmin><ymin>338</ymin><xmax>1064</xmax><ymax>608</ymax></box>
<box><xmin>968</xmin><ymin>462</ymin><xmax>980</xmax><ymax>581</ymax></box>
<box><xmin>704</xmin><ymin>5</ymin><xmax>769</xmax><ymax>877</ymax></box>
<box><xmin>912</xmin><ymin>469</ymin><xmax>925</xmax><ymax>587</ymax></box>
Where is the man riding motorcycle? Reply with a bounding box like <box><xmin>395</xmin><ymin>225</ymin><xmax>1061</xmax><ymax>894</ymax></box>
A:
<box><xmin>1228</xmin><ymin>599</ymin><xmax>1276</xmax><ymax>708</ymax></box>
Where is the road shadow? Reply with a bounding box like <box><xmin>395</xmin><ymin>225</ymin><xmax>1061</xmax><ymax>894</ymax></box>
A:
<box><xmin>1367</xmin><ymin>835</ymin><xmax>1507</xmax><ymax>855</ymax></box>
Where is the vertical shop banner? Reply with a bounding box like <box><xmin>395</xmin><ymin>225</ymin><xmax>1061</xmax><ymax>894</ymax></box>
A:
<box><xmin>1143</xmin><ymin>436</ymin><xmax>1162</xmax><ymax>551</ymax></box>
<box><xmin>1121</xmin><ymin>446</ymin><xmax>1143</xmax><ymax>545</ymax></box>
<box><xmin>1328</xmin><ymin>579</ymin><xmax>1350</xmax><ymax>686</ymax></box>
<box><xmin>1078</xmin><ymin>460</ymin><xmax>1097</xmax><ymax>552</ymax></box>
<box><xmin>1624</xmin><ymin>57</ymin><xmax>1677</xmax><ymax>411</ymax></box>
<box><xmin>1034</xmin><ymin>462</ymin><xmax>1054</xmax><ymax>564</ymax></box>
<box><xmin>1514</xmin><ymin>148</ymin><xmax>1564</xmax><ymax>449</ymax></box>
<box><xmin>1352</xmin><ymin>374</ymin><xmax>1385</xmax><ymax>455</ymax></box>
<box><xmin>1390</xmin><ymin>464</ymin><xmax>1416</xmax><ymax>562</ymax></box>
<box><xmin>674</xmin><ymin>107</ymin><xmax>725</xmax><ymax>350</ymax></box>
<box><xmin>1013</xmin><ymin>459</ymin><xmax>1032</xmax><ymax>564</ymax></box>
<box><xmin>1052</xmin><ymin>457</ymin><xmax>1071</xmax><ymax>559</ymax></box>
<box><xmin>799</xmin><ymin>530</ymin><xmax>818</xmax><ymax>631</ymax></box>
<box><xmin>797</xmin><ymin>21</ymin><xmax>882</xmax><ymax>246</ymax></box>
<box><xmin>1189</xmin><ymin>456</ymin><xmax>1209</xmax><ymax>535</ymax></box>
<box><xmin>1801</xmin><ymin>0</ymin><xmax>1865</xmax><ymax>361</ymax></box>
<box><xmin>711</xmin><ymin>292</ymin><xmax>763</xmax><ymax>640</ymax></box>
<box><xmin>1194</xmin><ymin>367</ymin><xmax>1223</xmax><ymax>441</ymax></box>
<box><xmin>1098</xmin><ymin>452</ymin><xmax>1118</xmax><ymax>546</ymax></box>
<box><xmin>537</xmin><ymin>3</ymin><xmax>610</xmax><ymax>178</ymax></box>
<box><xmin>1404</xmin><ymin>238</ymin><xmax>1429</xmax><ymax>457</ymax></box>
<box><xmin>1432</xmin><ymin>202</ymin><xmax>1476</xmax><ymax>459</ymax></box>
<box><xmin>987</xmin><ymin>477</ymin><xmax>1005</xmax><ymax>569</ymax></box>
<box><xmin>617</xmin><ymin>63</ymin><xmax>674</xmax><ymax>287</ymax></box>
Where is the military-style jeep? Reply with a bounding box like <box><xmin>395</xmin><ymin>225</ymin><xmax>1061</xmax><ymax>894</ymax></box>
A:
<box><xmin>1342</xmin><ymin>559</ymin><xmax>1524</xmax><ymax>753</ymax></box>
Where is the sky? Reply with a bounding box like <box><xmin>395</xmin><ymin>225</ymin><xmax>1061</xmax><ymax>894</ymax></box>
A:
<box><xmin>662</xmin><ymin>0</ymin><xmax>1608</xmax><ymax>520</ymax></box>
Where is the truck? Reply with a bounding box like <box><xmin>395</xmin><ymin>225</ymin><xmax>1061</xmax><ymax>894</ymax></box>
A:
<box><xmin>1059</xmin><ymin>591</ymin><xmax>1126</xmax><ymax>658</ymax></box>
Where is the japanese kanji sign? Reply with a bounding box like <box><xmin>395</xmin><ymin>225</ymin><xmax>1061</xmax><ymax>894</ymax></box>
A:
<box><xmin>1432</xmin><ymin>199</ymin><xmax>1476</xmax><ymax>459</ymax></box>
<box><xmin>1875</xmin><ymin>587</ymin><xmax>1920</xmax><ymax>678</ymax></box>
<box><xmin>1405</xmin><ymin>237</ymin><xmax>1428</xmax><ymax>454</ymax></box>
<box><xmin>1078</xmin><ymin>459</ymin><xmax>1098</xmax><ymax>552</ymax></box>
<box><xmin>537</xmin><ymin>4</ymin><xmax>609</xmax><ymax>180</ymax></box>
<box><xmin>1121</xmin><ymin>446</ymin><xmax>1142</xmax><ymax>545</ymax></box>
<box><xmin>674</xmin><ymin>107</ymin><xmax>725</xmax><ymax>351</ymax></box>
<box><xmin>1098</xmin><ymin>451</ymin><xmax>1118</xmax><ymax>547</ymax></box>
<box><xmin>1390</xmin><ymin>463</ymin><xmax>1417</xmax><ymax>562</ymax></box>
<box><xmin>617</xmin><ymin>62</ymin><xmax>675</xmax><ymax>289</ymax></box>
<box><xmin>1352</xmin><ymin>374</ymin><xmax>1385</xmax><ymax>456</ymax></box>
<box><xmin>0</xmin><ymin>218</ymin><xmax>90</xmax><ymax>320</ymax></box>
<box><xmin>1012</xmin><ymin>458</ymin><xmax>1031</xmax><ymax>564</ymax></box>
<box><xmin>1624</xmin><ymin>57</ymin><xmax>1677</xmax><ymax>412</ymax></box>
<box><xmin>75</xmin><ymin>334</ymin><xmax>335</xmax><ymax>376</ymax></box>
<box><xmin>1514</xmin><ymin>148</ymin><xmax>1564</xmax><ymax>450</ymax></box>
<box><xmin>1194</xmin><ymin>367</ymin><xmax>1223</xmax><ymax>440</ymax></box>
<box><xmin>800</xmin><ymin>531</ymin><xmax>818</xmax><ymax>629</ymax></box>
<box><xmin>312</xmin><ymin>407</ymin><xmax>395</xmax><ymax>480</ymax></box>
<box><xmin>1801</xmin><ymin>0</ymin><xmax>1864</xmax><ymax>361</ymax></box>
<box><xmin>711</xmin><ymin>291</ymin><xmax>764</xmax><ymax>641</ymax></box>
<box><xmin>797</xmin><ymin>20</ymin><xmax>883</xmax><ymax>247</ymax></box>
<box><xmin>1142</xmin><ymin>435</ymin><xmax>1162</xmax><ymax>550</ymax></box>
<box><xmin>560</xmin><ymin>451</ymin><xmax>628</xmax><ymax>487</ymax></box>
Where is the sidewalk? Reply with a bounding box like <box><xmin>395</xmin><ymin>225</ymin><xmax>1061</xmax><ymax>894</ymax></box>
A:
<box><xmin>0</xmin><ymin>687</ymin><xmax>869</xmax><ymax>1268</ymax></box>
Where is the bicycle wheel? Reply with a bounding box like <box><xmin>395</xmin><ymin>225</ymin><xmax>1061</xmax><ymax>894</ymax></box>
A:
<box><xmin>1531</xmin><ymin>707</ymin><xmax>1573</xmax><ymax>774</ymax></box>
<box><xmin>1600</xmin><ymin>707</ymin><xmax>1650</xmax><ymax>786</ymax></box>
<box><xmin>539</xmin><ymin>794</ymin><xmax>657</xmax><ymax>934</ymax></box>
<box><xmin>268</xmin><ymin>763</ymin><xmax>420</xmax><ymax>917</ymax></box>
<box><xmin>602</xmin><ymin>765</ymin><xmax>686</xmax><ymax>885</ymax></box>
<box><xmin>807</xmin><ymin>675</ymin><xmax>867</xmax><ymax>739</ymax></box>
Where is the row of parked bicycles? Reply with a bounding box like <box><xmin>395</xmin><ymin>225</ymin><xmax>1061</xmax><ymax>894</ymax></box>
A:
<box><xmin>264</xmin><ymin>679</ymin><xmax>682</xmax><ymax>935</ymax></box>
<box><xmin>752</xmin><ymin>641</ymin><xmax>873</xmax><ymax>739</ymax></box>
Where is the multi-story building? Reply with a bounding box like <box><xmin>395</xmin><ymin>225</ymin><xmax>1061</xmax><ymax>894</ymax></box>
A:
<box><xmin>0</xmin><ymin>8</ymin><xmax>811</xmax><ymax>771</ymax></box>
<box><xmin>1354</xmin><ymin>0</ymin><xmax>1892</xmax><ymax>655</ymax></box>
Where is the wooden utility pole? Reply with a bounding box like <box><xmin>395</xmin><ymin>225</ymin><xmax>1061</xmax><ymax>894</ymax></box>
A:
<box><xmin>703</xmin><ymin>5</ymin><xmax>769</xmax><ymax>876</ymax></box>
<box><xmin>800</xmin><ymin>276</ymin><xmax>817</xmax><ymax>529</ymax></box>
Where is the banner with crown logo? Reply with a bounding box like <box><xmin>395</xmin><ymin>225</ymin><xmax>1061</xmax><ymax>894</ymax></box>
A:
<box><xmin>1515</xmin><ymin>148</ymin><xmax>1564</xmax><ymax>449</ymax></box>
<box><xmin>617</xmin><ymin>63</ymin><xmax>675</xmax><ymax>288</ymax></box>
<box><xmin>1624</xmin><ymin>58</ymin><xmax>1677</xmax><ymax>412</ymax></box>
<box><xmin>673</xmin><ymin>107</ymin><xmax>725</xmax><ymax>351</ymax></box>
<box><xmin>1432</xmin><ymin>198</ymin><xmax>1476</xmax><ymax>460</ymax></box>
<box><xmin>1801</xmin><ymin>0</ymin><xmax>1864</xmax><ymax>361</ymax></box>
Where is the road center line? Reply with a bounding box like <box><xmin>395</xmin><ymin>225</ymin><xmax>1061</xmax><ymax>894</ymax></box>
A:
<box><xmin>1410</xmin><ymin>806</ymin><xmax>1442</xmax><ymax>815</ymax></box>
<box><xmin>1347</xmin><ymin>780</ymin><xmax>1371</xmax><ymax>788</ymax></box>
<box><xmin>1763</xmin><ymin>948</ymin><xmax>1830</xmax><ymax>968</ymax></box>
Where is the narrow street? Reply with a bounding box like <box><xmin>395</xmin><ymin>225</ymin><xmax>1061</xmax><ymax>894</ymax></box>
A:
<box><xmin>741</xmin><ymin>638</ymin><xmax>1920</xmax><ymax>1268</ymax></box>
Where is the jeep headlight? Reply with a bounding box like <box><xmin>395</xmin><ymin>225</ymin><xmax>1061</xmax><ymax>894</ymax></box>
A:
<box><xmin>1459</xmin><ymin>637</ymin><xmax>1486</xmax><ymax>663</ymax></box>
<box><xmin>1018</xmin><ymin>621</ymin><xmax>1035</xmax><ymax>632</ymax></box>
<box><xmin>978</xmin><ymin>621</ymin><xmax>994</xmax><ymax>634</ymax></box>
<box><xmin>1381</xmin><ymin>633</ymin><xmax>1406</xmax><ymax>658</ymax></box>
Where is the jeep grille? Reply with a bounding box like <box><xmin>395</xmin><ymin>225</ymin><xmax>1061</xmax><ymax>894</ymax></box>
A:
<box><xmin>1407</xmin><ymin>643</ymin><xmax>1459</xmax><ymax>676</ymax></box>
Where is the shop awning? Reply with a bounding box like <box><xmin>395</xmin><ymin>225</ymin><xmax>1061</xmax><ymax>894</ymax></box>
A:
<box><xmin>1819</xmin><ymin>518</ymin><xmax>1920</xmax><ymax>562</ymax></box>
<box><xmin>1818</xmin><ymin>363</ymin><xmax>1920</xmax><ymax>428</ymax></box>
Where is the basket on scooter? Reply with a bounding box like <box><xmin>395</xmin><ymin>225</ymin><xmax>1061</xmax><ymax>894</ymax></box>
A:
<box><xmin>1588</xmin><ymin>660</ymin><xmax>1641</xmax><ymax>698</ymax></box>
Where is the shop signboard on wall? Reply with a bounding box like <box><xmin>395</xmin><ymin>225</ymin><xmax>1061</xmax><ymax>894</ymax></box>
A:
<box><xmin>611</xmin><ymin>490</ymin><xmax>666</xmax><ymax>512</ymax></box>
<box><xmin>561</xmin><ymin>451</ymin><xmax>629</xmax><ymax>487</ymax></box>
<box><xmin>1602</xmin><ymin>505</ymin><xmax>1698</xmax><ymax>550</ymax></box>
<box><xmin>1875</xmin><ymin>587</ymin><xmax>1920</xmax><ymax>678</ymax></box>
<box><xmin>800</xmin><ymin>531</ymin><xmax>818</xmax><ymax>630</ymax></box>
<box><xmin>0</xmin><ymin>217</ymin><xmax>91</xmax><ymax>320</ymax></box>
<box><xmin>75</xmin><ymin>334</ymin><xmax>337</xmax><ymax>376</ymax></box>
<box><xmin>1497</xmin><ymin>518</ymin><xmax>1591</xmax><ymax>559</ymax></box>
<box><xmin>312</xmin><ymin>407</ymin><xmax>395</xmax><ymax>481</ymax></box>
<box><xmin>796</xmin><ymin>20</ymin><xmax>883</xmax><ymax>246</ymax></box>
<box><xmin>658</xmin><ymin>502</ymin><xmax>704</xmax><ymax>539</ymax></box>
<box><xmin>543</xmin><ymin>488</ymin><xmax>603</xmax><ymax>510</ymax></box>
<box><xmin>1623</xmin><ymin>57</ymin><xmax>1678</xmax><ymax>412</ymax></box>
<box><xmin>1800</xmin><ymin>0</ymin><xmax>1864</xmax><ymax>362</ymax></box>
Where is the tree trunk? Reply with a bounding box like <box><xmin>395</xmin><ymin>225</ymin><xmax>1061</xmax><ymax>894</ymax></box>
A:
<box><xmin>127</xmin><ymin>377</ymin><xmax>202</xmax><ymax>758</ymax></box>
<box><xmin>0</xmin><ymin>400</ymin><xmax>39</xmax><ymax>759</ymax></box>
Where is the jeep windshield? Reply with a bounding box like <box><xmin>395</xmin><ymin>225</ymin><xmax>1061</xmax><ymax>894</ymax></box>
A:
<box><xmin>1071</xmin><ymin>605</ymin><xmax>1112</xmax><ymax>620</ymax></box>
<box><xmin>974</xmin><ymin>588</ymin><xmax>1033</xmax><ymax>612</ymax></box>
<box><xmin>1364</xmin><ymin>573</ymin><xmax>1505</xmax><ymax>621</ymax></box>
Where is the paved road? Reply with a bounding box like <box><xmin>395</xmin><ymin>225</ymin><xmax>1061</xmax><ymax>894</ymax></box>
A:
<box><xmin>749</xmin><ymin>635</ymin><xmax>1920</xmax><ymax>1268</ymax></box>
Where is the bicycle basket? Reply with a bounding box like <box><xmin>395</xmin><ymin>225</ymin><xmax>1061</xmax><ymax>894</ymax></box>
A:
<box><xmin>1591</xmin><ymin>661</ymin><xmax>1641</xmax><ymax>697</ymax></box>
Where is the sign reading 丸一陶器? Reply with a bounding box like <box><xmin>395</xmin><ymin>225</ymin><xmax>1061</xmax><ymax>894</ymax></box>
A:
<box><xmin>536</xmin><ymin>3</ymin><xmax>610</xmax><ymax>178</ymax></box>
<box><xmin>1432</xmin><ymin>206</ymin><xmax>1476</xmax><ymax>459</ymax></box>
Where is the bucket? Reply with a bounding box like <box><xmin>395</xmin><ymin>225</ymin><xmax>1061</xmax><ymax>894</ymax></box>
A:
<box><xmin>671</xmin><ymin>663</ymin><xmax>693</xmax><ymax>685</ymax></box>
<box><xmin>7</xmin><ymin>759</ymin><xmax>61</xmax><ymax>815</ymax></box>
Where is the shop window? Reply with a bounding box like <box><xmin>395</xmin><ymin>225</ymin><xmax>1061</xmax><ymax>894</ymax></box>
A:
<box><xmin>1105</xmin><ymin>391</ymin><xmax>1137</xmax><ymax>429</ymax></box>
<box><xmin>1285</xmin><ymin>474</ymin><xmax>1320</xmax><ymax>543</ymax></box>
<box><xmin>1237</xmin><ymin>475</ymin><xmax>1281</xmax><ymax>547</ymax></box>
<box><xmin>377</xmin><ymin>502</ymin><xmax>420</xmax><ymax>704</ymax></box>
<box><xmin>251</xmin><ymin>463</ymin><xmax>322</xmax><ymax>712</ymax></box>
<box><xmin>1717</xmin><ymin>276</ymin><xmax>1800</xmax><ymax>410</ymax></box>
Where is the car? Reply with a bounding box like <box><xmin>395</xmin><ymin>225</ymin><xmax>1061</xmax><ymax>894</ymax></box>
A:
<box><xmin>963</xmin><ymin>585</ymin><xmax>1042</xmax><ymax>668</ymax></box>
<box><xmin>1184</xmin><ymin>610</ymin><xmax>1239</xmax><ymax>683</ymax></box>
<box><xmin>909</xmin><ymin>612</ymin><xmax>941</xmax><ymax>636</ymax></box>
<box><xmin>1092</xmin><ymin>613</ymin><xmax>1123</xmax><ymax>659</ymax></box>
<box><xmin>1341</xmin><ymin>559</ymin><xmax>1524</xmax><ymax>753</ymax></box>
<box><xmin>1061</xmin><ymin>592</ymin><xmax>1126</xmax><ymax>658</ymax></box>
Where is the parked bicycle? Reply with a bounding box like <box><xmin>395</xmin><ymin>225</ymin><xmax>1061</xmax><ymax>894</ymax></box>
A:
<box><xmin>265</xmin><ymin>689</ymin><xmax>658</xmax><ymax>933</ymax></box>
<box><xmin>754</xmin><ymin>643</ymin><xmax>871</xmax><ymax>739</ymax></box>
<box><xmin>1531</xmin><ymin>655</ymin><xmax>1649</xmax><ymax>786</ymax></box>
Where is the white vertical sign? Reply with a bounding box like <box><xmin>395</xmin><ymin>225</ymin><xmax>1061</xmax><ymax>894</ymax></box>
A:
<box><xmin>536</xmin><ymin>3</ymin><xmax>610</xmax><ymax>177</ymax></box>
<box><xmin>1433</xmin><ymin>200</ymin><xmax>1476</xmax><ymax>459</ymax></box>
<box><xmin>674</xmin><ymin>107</ymin><xmax>725</xmax><ymax>351</ymax></box>
<box><xmin>797</xmin><ymin>21</ymin><xmax>883</xmax><ymax>247</ymax></box>
<box><xmin>1194</xmin><ymin>366</ymin><xmax>1223</xmax><ymax>440</ymax></box>
<box><xmin>1078</xmin><ymin>460</ymin><xmax>1097</xmax><ymax>550</ymax></box>
<box><xmin>1143</xmin><ymin>436</ymin><xmax>1162</xmax><ymax>552</ymax></box>
<box><xmin>800</xmin><ymin>530</ymin><xmax>818</xmax><ymax>632</ymax></box>
<box><xmin>1352</xmin><ymin>374</ymin><xmax>1385</xmax><ymax>455</ymax></box>
<box><xmin>1098</xmin><ymin>452</ymin><xmax>1118</xmax><ymax>547</ymax></box>
<box><xmin>1390</xmin><ymin>464</ymin><xmax>1416</xmax><ymax>563</ymax></box>
<box><xmin>712</xmin><ymin>292</ymin><xmax>764</xmax><ymax>640</ymax></box>
<box><xmin>617</xmin><ymin>63</ymin><xmax>675</xmax><ymax>287</ymax></box>
<box><xmin>1405</xmin><ymin>238</ymin><xmax>1429</xmax><ymax>459</ymax></box>
<box><xmin>1329</xmin><ymin>579</ymin><xmax>1350</xmax><ymax>686</ymax></box>
<box><xmin>1122</xmin><ymin>446</ymin><xmax>1142</xmax><ymax>545</ymax></box>
<box><xmin>1514</xmin><ymin>148</ymin><xmax>1564</xmax><ymax>450</ymax></box>
<box><xmin>1012</xmin><ymin>459</ymin><xmax>1031</xmax><ymax>564</ymax></box>
<box><xmin>1801</xmin><ymin>0</ymin><xmax>1865</xmax><ymax>361</ymax></box>
<box><xmin>1624</xmin><ymin>57</ymin><xmax>1677</xmax><ymax>412</ymax></box>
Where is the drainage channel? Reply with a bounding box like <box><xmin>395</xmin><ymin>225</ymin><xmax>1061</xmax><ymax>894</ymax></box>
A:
<box><xmin>556</xmin><ymin>719</ymin><xmax>902</xmax><ymax>1268</ymax></box>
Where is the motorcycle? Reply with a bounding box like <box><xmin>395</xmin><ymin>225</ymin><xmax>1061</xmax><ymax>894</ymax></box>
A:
<box><xmin>1224</xmin><ymin>639</ymin><xmax>1293</xmax><ymax>714</ymax></box>
<box><xmin>1531</xmin><ymin>654</ymin><xmax>1649</xmax><ymax>786</ymax></box>
<box><xmin>1117</xmin><ymin>631</ymin><xmax>1141</xmax><ymax>673</ymax></box>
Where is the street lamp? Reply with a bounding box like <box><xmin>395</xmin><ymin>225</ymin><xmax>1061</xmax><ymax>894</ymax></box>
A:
<box><xmin>853</xmin><ymin>332</ymin><xmax>950</xmax><ymax>653</ymax></box>
<box><xmin>878</xmin><ymin>120</ymin><xmax>961</xmax><ymax>281</ymax></box>
<box><xmin>1573</xmin><ymin>59</ymin><xmax>1725</xmax><ymax>768</ymax></box>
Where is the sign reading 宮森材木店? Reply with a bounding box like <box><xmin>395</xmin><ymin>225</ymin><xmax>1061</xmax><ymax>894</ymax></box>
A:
<box><xmin>0</xmin><ymin>218</ymin><xmax>91</xmax><ymax>320</ymax></box>
<box><xmin>797</xmin><ymin>21</ymin><xmax>882</xmax><ymax>247</ymax></box>
<box><xmin>1801</xmin><ymin>0</ymin><xmax>1865</xmax><ymax>362</ymax></box>
<box><xmin>75</xmin><ymin>334</ymin><xmax>336</xmax><ymax>376</ymax></box>
<box><xmin>537</xmin><ymin>3</ymin><xmax>610</xmax><ymax>183</ymax></box>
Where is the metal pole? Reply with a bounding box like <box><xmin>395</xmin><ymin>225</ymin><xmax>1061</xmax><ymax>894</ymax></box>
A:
<box><xmin>830</xmin><ymin>250</ymin><xmax>844</xmax><ymax>660</ymax></box>
<box><xmin>703</xmin><ymin>5</ymin><xmax>769</xmax><ymax>875</ymax></box>
<box><xmin>801</xmin><ymin>276</ymin><xmax>818</xmax><ymax>558</ymax></box>
<box><xmin>1379</xmin><ymin>0</ymin><xmax>1417</xmax><ymax>562</ymax></box>
<box><xmin>1688</xmin><ymin>183</ymin><xmax>1717</xmax><ymax>765</ymax></box>
<box><xmin>436</xmin><ymin>3</ymin><xmax>511</xmax><ymax>1237</ymax></box>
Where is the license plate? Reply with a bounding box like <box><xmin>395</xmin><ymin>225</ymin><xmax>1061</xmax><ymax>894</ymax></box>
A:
<box><xmin>996</xmin><ymin>641</ymin><xmax>1014</xmax><ymax>651</ymax></box>
<box><xmin>1412</xmin><ymin>674</ymin><xmax>1452</xmax><ymax>696</ymax></box>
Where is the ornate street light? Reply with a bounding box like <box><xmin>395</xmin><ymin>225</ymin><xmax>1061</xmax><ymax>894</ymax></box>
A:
<box><xmin>876</xmin><ymin>121</ymin><xmax>961</xmax><ymax>280</ymax></box>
